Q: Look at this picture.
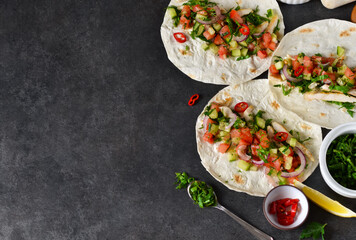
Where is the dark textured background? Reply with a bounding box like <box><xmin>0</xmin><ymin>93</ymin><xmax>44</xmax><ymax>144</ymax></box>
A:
<box><xmin>0</xmin><ymin>0</ymin><xmax>355</xmax><ymax>239</ymax></box>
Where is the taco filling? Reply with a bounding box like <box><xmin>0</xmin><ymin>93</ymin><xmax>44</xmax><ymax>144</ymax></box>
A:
<box><xmin>202</xmin><ymin>101</ymin><xmax>314</xmax><ymax>186</ymax></box>
<box><xmin>167</xmin><ymin>0</ymin><xmax>281</xmax><ymax>60</ymax></box>
<box><xmin>270</xmin><ymin>46</ymin><xmax>356</xmax><ymax>117</ymax></box>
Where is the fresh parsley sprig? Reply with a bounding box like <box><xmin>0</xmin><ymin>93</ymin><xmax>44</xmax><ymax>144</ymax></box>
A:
<box><xmin>300</xmin><ymin>222</ymin><xmax>327</xmax><ymax>240</ymax></box>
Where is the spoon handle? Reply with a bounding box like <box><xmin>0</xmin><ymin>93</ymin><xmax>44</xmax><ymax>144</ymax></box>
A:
<box><xmin>215</xmin><ymin>204</ymin><xmax>273</xmax><ymax>240</ymax></box>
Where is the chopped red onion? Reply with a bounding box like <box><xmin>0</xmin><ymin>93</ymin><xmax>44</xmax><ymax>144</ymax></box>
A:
<box><xmin>281</xmin><ymin>147</ymin><xmax>306</xmax><ymax>178</ymax></box>
<box><xmin>282</xmin><ymin>64</ymin><xmax>302</xmax><ymax>83</ymax></box>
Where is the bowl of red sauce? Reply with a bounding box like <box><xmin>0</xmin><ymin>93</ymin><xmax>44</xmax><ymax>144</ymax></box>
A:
<box><xmin>263</xmin><ymin>185</ymin><xmax>309</xmax><ymax>230</ymax></box>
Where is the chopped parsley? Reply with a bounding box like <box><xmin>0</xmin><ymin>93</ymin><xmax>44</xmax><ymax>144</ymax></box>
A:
<box><xmin>327</xmin><ymin>101</ymin><xmax>355</xmax><ymax>117</ymax></box>
<box><xmin>175</xmin><ymin>172</ymin><xmax>195</xmax><ymax>189</ymax></box>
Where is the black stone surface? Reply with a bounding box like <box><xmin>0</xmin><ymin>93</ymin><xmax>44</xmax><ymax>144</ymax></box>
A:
<box><xmin>0</xmin><ymin>0</ymin><xmax>355</xmax><ymax>239</ymax></box>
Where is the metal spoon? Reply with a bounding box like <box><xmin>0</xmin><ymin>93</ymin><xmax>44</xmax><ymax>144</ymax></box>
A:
<box><xmin>187</xmin><ymin>181</ymin><xmax>273</xmax><ymax>240</ymax></box>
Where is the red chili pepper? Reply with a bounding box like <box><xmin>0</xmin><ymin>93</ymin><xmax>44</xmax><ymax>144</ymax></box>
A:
<box><xmin>188</xmin><ymin>94</ymin><xmax>199</xmax><ymax>106</ymax></box>
<box><xmin>234</xmin><ymin>102</ymin><xmax>249</xmax><ymax>112</ymax></box>
<box><xmin>269</xmin><ymin>201</ymin><xmax>277</xmax><ymax>214</ymax></box>
<box><xmin>274</xmin><ymin>132</ymin><xmax>288</xmax><ymax>142</ymax></box>
<box><xmin>239</xmin><ymin>24</ymin><xmax>250</xmax><ymax>35</ymax></box>
<box><xmin>294</xmin><ymin>66</ymin><xmax>304</xmax><ymax>77</ymax></box>
<box><xmin>173</xmin><ymin>32</ymin><xmax>187</xmax><ymax>43</ymax></box>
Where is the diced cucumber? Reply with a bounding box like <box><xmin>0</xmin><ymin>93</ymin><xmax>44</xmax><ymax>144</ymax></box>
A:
<box><xmin>337</xmin><ymin>46</ymin><xmax>345</xmax><ymax>57</ymax></box>
<box><xmin>209</xmin><ymin>109</ymin><xmax>218</xmax><ymax>119</ymax></box>
<box><xmin>256</xmin><ymin>116</ymin><xmax>265</xmax><ymax>129</ymax></box>
<box><xmin>197</xmin><ymin>25</ymin><xmax>205</xmax><ymax>36</ymax></box>
<box><xmin>337</xmin><ymin>64</ymin><xmax>347</xmax><ymax>75</ymax></box>
<box><xmin>303</xmin><ymin>73</ymin><xmax>311</xmax><ymax>80</ymax></box>
<box><xmin>284</xmin><ymin>156</ymin><xmax>293</xmax><ymax>170</ymax></box>
<box><xmin>229</xmin><ymin>40</ymin><xmax>238</xmax><ymax>50</ymax></box>
<box><xmin>209</xmin><ymin>124</ymin><xmax>219</xmax><ymax>135</ymax></box>
<box><xmin>196</xmin><ymin>13</ymin><xmax>206</xmax><ymax>20</ymax></box>
<box><xmin>208</xmin><ymin>27</ymin><xmax>215</xmax><ymax>35</ymax></box>
<box><xmin>239</xmin><ymin>41</ymin><xmax>247</xmax><ymax>47</ymax></box>
<box><xmin>209</xmin><ymin>43</ymin><xmax>219</xmax><ymax>54</ymax></box>
<box><xmin>342</xmin><ymin>74</ymin><xmax>355</xmax><ymax>85</ymax></box>
<box><xmin>228</xmin><ymin>152</ymin><xmax>237</xmax><ymax>162</ymax></box>
<box><xmin>275</xmin><ymin>61</ymin><xmax>284</xmax><ymax>70</ymax></box>
<box><xmin>270</xmin><ymin>148</ymin><xmax>278</xmax><ymax>155</ymax></box>
<box><xmin>271</xmin><ymin>33</ymin><xmax>278</xmax><ymax>42</ymax></box>
<box><xmin>241</xmin><ymin>48</ymin><xmax>248</xmax><ymax>57</ymax></box>
<box><xmin>231</xmin><ymin>137</ymin><xmax>240</xmax><ymax>144</ymax></box>
<box><xmin>201</xmin><ymin>43</ymin><xmax>209</xmax><ymax>51</ymax></box>
<box><xmin>328</xmin><ymin>66</ymin><xmax>333</xmax><ymax>73</ymax></box>
<box><xmin>167</xmin><ymin>8</ymin><xmax>177</xmax><ymax>18</ymax></box>
<box><xmin>277</xmin><ymin>173</ymin><xmax>288</xmax><ymax>185</ymax></box>
<box><xmin>250</xmin><ymin>165</ymin><xmax>258</xmax><ymax>171</ymax></box>
<box><xmin>279</xmin><ymin>145</ymin><xmax>291</xmax><ymax>156</ymax></box>
<box><xmin>289</xmin><ymin>138</ymin><xmax>297</xmax><ymax>147</ymax></box>
<box><xmin>336</xmin><ymin>77</ymin><xmax>345</xmax><ymax>86</ymax></box>
<box><xmin>193</xmin><ymin>22</ymin><xmax>200</xmax><ymax>31</ymax></box>
<box><xmin>231</xmin><ymin>49</ymin><xmax>241</xmax><ymax>57</ymax></box>
<box><xmin>237</xmin><ymin>160</ymin><xmax>251</xmax><ymax>171</ymax></box>
<box><xmin>219</xmin><ymin>131</ymin><xmax>229</xmax><ymax>138</ymax></box>
<box><xmin>213</xmin><ymin>22</ymin><xmax>222</xmax><ymax>32</ymax></box>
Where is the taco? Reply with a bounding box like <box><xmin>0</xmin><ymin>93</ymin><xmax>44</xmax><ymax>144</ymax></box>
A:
<box><xmin>161</xmin><ymin>0</ymin><xmax>284</xmax><ymax>85</ymax></box>
<box><xmin>196</xmin><ymin>80</ymin><xmax>322</xmax><ymax>197</ymax></box>
<box><xmin>268</xmin><ymin>19</ymin><xmax>356</xmax><ymax>129</ymax></box>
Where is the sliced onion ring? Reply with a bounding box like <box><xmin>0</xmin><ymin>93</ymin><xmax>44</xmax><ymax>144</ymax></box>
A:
<box><xmin>282</xmin><ymin>64</ymin><xmax>302</xmax><ymax>83</ymax></box>
<box><xmin>203</xmin><ymin>115</ymin><xmax>209</xmax><ymax>131</ymax></box>
<box><xmin>281</xmin><ymin>147</ymin><xmax>306</xmax><ymax>178</ymax></box>
<box><xmin>233</xmin><ymin>34</ymin><xmax>248</xmax><ymax>42</ymax></box>
<box><xmin>252</xmin><ymin>158</ymin><xmax>264</xmax><ymax>165</ymax></box>
<box><xmin>195</xmin><ymin>6</ymin><xmax>221</xmax><ymax>25</ymax></box>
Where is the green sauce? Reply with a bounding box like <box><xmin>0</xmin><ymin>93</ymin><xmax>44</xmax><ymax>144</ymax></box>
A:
<box><xmin>326</xmin><ymin>134</ymin><xmax>356</xmax><ymax>190</ymax></box>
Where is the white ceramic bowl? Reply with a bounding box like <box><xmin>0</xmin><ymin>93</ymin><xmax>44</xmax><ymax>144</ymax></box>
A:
<box><xmin>263</xmin><ymin>185</ymin><xmax>309</xmax><ymax>230</ymax></box>
<box><xmin>319</xmin><ymin>122</ymin><xmax>356</xmax><ymax>198</ymax></box>
<box><xmin>278</xmin><ymin>0</ymin><xmax>310</xmax><ymax>4</ymax></box>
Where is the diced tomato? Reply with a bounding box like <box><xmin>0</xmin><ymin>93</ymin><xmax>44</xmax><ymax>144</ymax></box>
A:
<box><xmin>248</xmin><ymin>43</ymin><xmax>255</xmax><ymax>51</ymax></box>
<box><xmin>205</xmin><ymin>118</ymin><xmax>217</xmax><ymax>131</ymax></box>
<box><xmin>292</xmin><ymin>59</ymin><xmax>301</xmax><ymax>71</ymax></box>
<box><xmin>322</xmin><ymin>57</ymin><xmax>335</xmax><ymax>65</ymax></box>
<box><xmin>218</xmin><ymin>143</ymin><xmax>230</xmax><ymax>153</ymax></box>
<box><xmin>259</xmin><ymin>41</ymin><xmax>267</xmax><ymax>49</ymax></box>
<box><xmin>312</xmin><ymin>67</ymin><xmax>322</xmax><ymax>76</ymax></box>
<box><xmin>257</xmin><ymin>50</ymin><xmax>268</xmax><ymax>59</ymax></box>
<box><xmin>203</xmin><ymin>30</ymin><xmax>215</xmax><ymax>40</ymax></box>
<box><xmin>181</xmin><ymin>5</ymin><xmax>191</xmax><ymax>17</ymax></box>
<box><xmin>219</xmin><ymin>25</ymin><xmax>231</xmax><ymax>39</ymax></box>
<box><xmin>203</xmin><ymin>132</ymin><xmax>214</xmax><ymax>144</ymax></box>
<box><xmin>252</xmin><ymin>137</ymin><xmax>260</xmax><ymax>145</ymax></box>
<box><xmin>287</xmin><ymin>177</ymin><xmax>299</xmax><ymax>185</ymax></box>
<box><xmin>210</xmin><ymin>102</ymin><xmax>221</xmax><ymax>112</ymax></box>
<box><xmin>237</xmin><ymin>139</ymin><xmax>251</xmax><ymax>148</ymax></box>
<box><xmin>213</xmin><ymin>34</ymin><xmax>224</xmax><ymax>45</ymax></box>
<box><xmin>311</xmin><ymin>55</ymin><xmax>322</xmax><ymax>63</ymax></box>
<box><xmin>218</xmin><ymin>45</ymin><xmax>228</xmax><ymax>59</ymax></box>
<box><xmin>321</xmin><ymin>71</ymin><xmax>336</xmax><ymax>83</ymax></box>
<box><xmin>216</xmin><ymin>20</ymin><xmax>225</xmax><ymax>27</ymax></box>
<box><xmin>345</xmin><ymin>67</ymin><xmax>355</xmax><ymax>81</ymax></box>
<box><xmin>303</xmin><ymin>56</ymin><xmax>314</xmax><ymax>74</ymax></box>
<box><xmin>269</xmin><ymin>64</ymin><xmax>280</xmax><ymax>75</ymax></box>
<box><xmin>268</xmin><ymin>155</ymin><xmax>282</xmax><ymax>172</ymax></box>
<box><xmin>229</xmin><ymin>9</ymin><xmax>243</xmax><ymax>24</ymax></box>
<box><xmin>262</xmin><ymin>32</ymin><xmax>272</xmax><ymax>45</ymax></box>
<box><xmin>255</xmin><ymin>129</ymin><xmax>270</xmax><ymax>148</ymax></box>
<box><xmin>292</xmin><ymin>155</ymin><xmax>301</xmax><ymax>169</ymax></box>
<box><xmin>192</xmin><ymin>5</ymin><xmax>207</xmax><ymax>15</ymax></box>
<box><xmin>251</xmin><ymin>144</ymin><xmax>260</xmax><ymax>156</ymax></box>
<box><xmin>180</xmin><ymin>15</ymin><xmax>192</xmax><ymax>29</ymax></box>
<box><xmin>268</xmin><ymin>42</ymin><xmax>277</xmax><ymax>51</ymax></box>
<box><xmin>230</xmin><ymin>127</ymin><xmax>253</xmax><ymax>144</ymax></box>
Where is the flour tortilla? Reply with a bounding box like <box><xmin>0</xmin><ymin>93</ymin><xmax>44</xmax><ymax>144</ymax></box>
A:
<box><xmin>269</xmin><ymin>19</ymin><xmax>356</xmax><ymax>129</ymax></box>
<box><xmin>196</xmin><ymin>79</ymin><xmax>322</xmax><ymax>197</ymax></box>
<box><xmin>161</xmin><ymin>0</ymin><xmax>284</xmax><ymax>85</ymax></box>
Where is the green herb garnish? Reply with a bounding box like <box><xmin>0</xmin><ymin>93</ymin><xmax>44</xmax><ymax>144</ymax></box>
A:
<box><xmin>326</xmin><ymin>134</ymin><xmax>356</xmax><ymax>189</ymax></box>
<box><xmin>327</xmin><ymin>101</ymin><xmax>355</xmax><ymax>117</ymax></box>
<box><xmin>175</xmin><ymin>172</ymin><xmax>195</xmax><ymax>189</ymax></box>
<box><xmin>300</xmin><ymin>222</ymin><xmax>327</xmax><ymax>240</ymax></box>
